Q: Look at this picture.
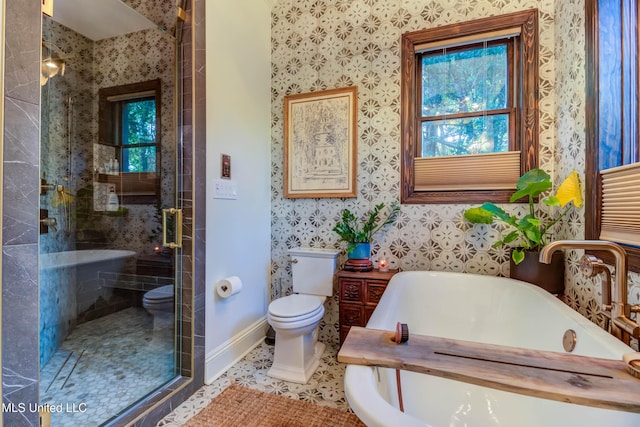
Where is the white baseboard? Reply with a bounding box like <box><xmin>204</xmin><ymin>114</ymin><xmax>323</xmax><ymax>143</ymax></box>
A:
<box><xmin>204</xmin><ymin>316</ymin><xmax>268</xmax><ymax>384</ymax></box>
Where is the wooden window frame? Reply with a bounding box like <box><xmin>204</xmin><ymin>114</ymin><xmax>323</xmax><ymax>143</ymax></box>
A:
<box><xmin>98</xmin><ymin>79</ymin><xmax>162</xmax><ymax>204</ymax></box>
<box><xmin>585</xmin><ymin>0</ymin><xmax>640</xmax><ymax>272</ymax></box>
<box><xmin>401</xmin><ymin>9</ymin><xmax>539</xmax><ymax>204</ymax></box>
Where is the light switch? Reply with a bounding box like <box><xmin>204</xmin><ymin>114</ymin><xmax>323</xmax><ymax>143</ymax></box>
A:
<box><xmin>213</xmin><ymin>179</ymin><xmax>238</xmax><ymax>199</ymax></box>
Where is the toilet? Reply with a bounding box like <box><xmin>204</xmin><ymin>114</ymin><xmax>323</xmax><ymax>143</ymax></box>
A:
<box><xmin>143</xmin><ymin>284</ymin><xmax>175</xmax><ymax>330</ymax></box>
<box><xmin>267</xmin><ymin>247</ymin><xmax>340</xmax><ymax>384</ymax></box>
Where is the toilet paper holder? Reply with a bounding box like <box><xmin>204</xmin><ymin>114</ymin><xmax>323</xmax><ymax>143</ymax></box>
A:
<box><xmin>216</xmin><ymin>276</ymin><xmax>243</xmax><ymax>298</ymax></box>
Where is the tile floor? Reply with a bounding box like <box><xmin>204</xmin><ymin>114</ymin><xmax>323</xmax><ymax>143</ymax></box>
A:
<box><xmin>156</xmin><ymin>341</ymin><xmax>352</xmax><ymax>426</ymax></box>
<box><xmin>41</xmin><ymin>309</ymin><xmax>352</xmax><ymax>426</ymax></box>
<box><xmin>40</xmin><ymin>307</ymin><xmax>176</xmax><ymax>426</ymax></box>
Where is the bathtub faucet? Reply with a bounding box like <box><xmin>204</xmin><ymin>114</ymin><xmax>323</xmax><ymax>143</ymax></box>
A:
<box><xmin>539</xmin><ymin>240</ymin><xmax>640</xmax><ymax>341</ymax></box>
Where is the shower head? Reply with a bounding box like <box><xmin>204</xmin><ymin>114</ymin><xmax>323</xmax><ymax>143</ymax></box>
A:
<box><xmin>41</xmin><ymin>40</ymin><xmax>73</xmax><ymax>85</ymax></box>
<box><xmin>41</xmin><ymin>56</ymin><xmax>66</xmax><ymax>85</ymax></box>
<box><xmin>42</xmin><ymin>40</ymin><xmax>71</xmax><ymax>57</ymax></box>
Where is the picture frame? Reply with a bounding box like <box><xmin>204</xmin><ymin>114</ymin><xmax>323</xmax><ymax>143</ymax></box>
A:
<box><xmin>284</xmin><ymin>86</ymin><xmax>358</xmax><ymax>198</ymax></box>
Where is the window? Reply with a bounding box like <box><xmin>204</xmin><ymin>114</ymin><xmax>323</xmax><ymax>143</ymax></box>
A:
<box><xmin>99</xmin><ymin>79</ymin><xmax>161</xmax><ymax>204</ymax></box>
<box><xmin>420</xmin><ymin>42</ymin><xmax>512</xmax><ymax>157</ymax></box>
<box><xmin>586</xmin><ymin>0</ymin><xmax>640</xmax><ymax>271</ymax></box>
<box><xmin>121</xmin><ymin>97</ymin><xmax>157</xmax><ymax>173</ymax></box>
<box><xmin>401</xmin><ymin>9</ymin><xmax>539</xmax><ymax>204</ymax></box>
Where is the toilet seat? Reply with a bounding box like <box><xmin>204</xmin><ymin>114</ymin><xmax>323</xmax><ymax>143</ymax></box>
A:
<box><xmin>144</xmin><ymin>285</ymin><xmax>174</xmax><ymax>303</ymax></box>
<box><xmin>268</xmin><ymin>294</ymin><xmax>325</xmax><ymax>320</ymax></box>
<box><xmin>143</xmin><ymin>285</ymin><xmax>174</xmax><ymax>314</ymax></box>
<box><xmin>269</xmin><ymin>306</ymin><xmax>324</xmax><ymax>326</ymax></box>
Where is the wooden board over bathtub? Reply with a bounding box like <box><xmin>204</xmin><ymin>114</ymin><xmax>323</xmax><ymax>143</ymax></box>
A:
<box><xmin>338</xmin><ymin>326</ymin><xmax>640</xmax><ymax>413</ymax></box>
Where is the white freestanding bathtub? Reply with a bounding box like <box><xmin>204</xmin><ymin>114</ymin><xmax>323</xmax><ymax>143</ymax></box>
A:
<box><xmin>40</xmin><ymin>249</ymin><xmax>136</xmax><ymax>270</ymax></box>
<box><xmin>40</xmin><ymin>249</ymin><xmax>136</xmax><ymax>313</ymax></box>
<box><xmin>343</xmin><ymin>271</ymin><xmax>640</xmax><ymax>427</ymax></box>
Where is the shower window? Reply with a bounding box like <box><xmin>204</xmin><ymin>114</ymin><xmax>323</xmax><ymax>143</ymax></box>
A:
<box><xmin>122</xmin><ymin>97</ymin><xmax>157</xmax><ymax>173</ymax></box>
<box><xmin>99</xmin><ymin>79</ymin><xmax>161</xmax><ymax>204</ymax></box>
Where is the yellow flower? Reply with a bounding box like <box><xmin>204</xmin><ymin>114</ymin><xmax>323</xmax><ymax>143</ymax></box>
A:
<box><xmin>555</xmin><ymin>170</ymin><xmax>583</xmax><ymax>208</ymax></box>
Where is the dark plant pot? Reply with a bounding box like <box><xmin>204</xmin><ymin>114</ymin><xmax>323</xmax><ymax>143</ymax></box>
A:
<box><xmin>348</xmin><ymin>242</ymin><xmax>371</xmax><ymax>260</ymax></box>
<box><xmin>510</xmin><ymin>249</ymin><xmax>565</xmax><ymax>294</ymax></box>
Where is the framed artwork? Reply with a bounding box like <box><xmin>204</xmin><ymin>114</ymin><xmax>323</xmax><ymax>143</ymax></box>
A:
<box><xmin>284</xmin><ymin>86</ymin><xmax>358</xmax><ymax>198</ymax></box>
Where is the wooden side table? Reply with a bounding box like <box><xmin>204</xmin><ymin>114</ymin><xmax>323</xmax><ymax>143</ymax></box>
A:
<box><xmin>337</xmin><ymin>268</ymin><xmax>398</xmax><ymax>346</ymax></box>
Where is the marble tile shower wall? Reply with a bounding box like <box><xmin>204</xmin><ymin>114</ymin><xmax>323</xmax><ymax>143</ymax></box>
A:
<box><xmin>2</xmin><ymin>1</ymin><xmax>42</xmax><ymax>425</ymax></box>
<box><xmin>269</xmin><ymin>0</ymin><xmax>616</xmax><ymax>347</ymax></box>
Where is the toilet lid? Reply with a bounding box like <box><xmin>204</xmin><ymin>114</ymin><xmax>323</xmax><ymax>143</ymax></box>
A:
<box><xmin>269</xmin><ymin>294</ymin><xmax>325</xmax><ymax>318</ymax></box>
<box><xmin>145</xmin><ymin>284</ymin><xmax>174</xmax><ymax>301</ymax></box>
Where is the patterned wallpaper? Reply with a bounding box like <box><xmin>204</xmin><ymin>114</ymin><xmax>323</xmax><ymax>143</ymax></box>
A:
<box><xmin>122</xmin><ymin>0</ymin><xmax>176</xmax><ymax>34</ymax></box>
<box><xmin>269</xmin><ymin>0</ymin><xmax>640</xmax><ymax>347</ymax></box>
<box><xmin>41</xmin><ymin>6</ymin><xmax>176</xmax><ymax>257</ymax></box>
<box><xmin>91</xmin><ymin>25</ymin><xmax>176</xmax><ymax>256</ymax></box>
<box><xmin>41</xmin><ymin>18</ymin><xmax>95</xmax><ymax>365</ymax></box>
<box><xmin>553</xmin><ymin>0</ymin><xmax>640</xmax><ymax>334</ymax></box>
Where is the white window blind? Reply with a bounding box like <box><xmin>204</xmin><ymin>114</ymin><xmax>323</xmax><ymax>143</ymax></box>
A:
<box><xmin>414</xmin><ymin>151</ymin><xmax>521</xmax><ymax>191</ymax></box>
<box><xmin>600</xmin><ymin>162</ymin><xmax>640</xmax><ymax>245</ymax></box>
<box><xmin>414</xmin><ymin>27</ymin><xmax>521</xmax><ymax>53</ymax></box>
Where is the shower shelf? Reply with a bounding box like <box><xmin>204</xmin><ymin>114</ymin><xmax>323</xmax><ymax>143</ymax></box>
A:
<box><xmin>95</xmin><ymin>172</ymin><xmax>159</xmax><ymax>203</ymax></box>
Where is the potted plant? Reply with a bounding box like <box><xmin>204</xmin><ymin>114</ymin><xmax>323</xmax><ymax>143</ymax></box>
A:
<box><xmin>333</xmin><ymin>202</ymin><xmax>400</xmax><ymax>269</ymax></box>
<box><xmin>463</xmin><ymin>168</ymin><xmax>582</xmax><ymax>293</ymax></box>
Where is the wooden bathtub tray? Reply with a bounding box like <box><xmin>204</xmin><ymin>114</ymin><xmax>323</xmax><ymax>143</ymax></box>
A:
<box><xmin>337</xmin><ymin>326</ymin><xmax>640</xmax><ymax>413</ymax></box>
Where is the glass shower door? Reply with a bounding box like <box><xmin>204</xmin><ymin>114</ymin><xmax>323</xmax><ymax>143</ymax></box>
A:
<box><xmin>38</xmin><ymin>1</ymin><xmax>183</xmax><ymax>425</ymax></box>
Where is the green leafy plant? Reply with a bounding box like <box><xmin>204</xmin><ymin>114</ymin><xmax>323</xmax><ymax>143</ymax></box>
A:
<box><xmin>464</xmin><ymin>168</ymin><xmax>582</xmax><ymax>265</ymax></box>
<box><xmin>333</xmin><ymin>202</ymin><xmax>400</xmax><ymax>252</ymax></box>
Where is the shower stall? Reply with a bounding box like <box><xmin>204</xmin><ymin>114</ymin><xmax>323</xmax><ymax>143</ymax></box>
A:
<box><xmin>38</xmin><ymin>1</ymin><xmax>188</xmax><ymax>425</ymax></box>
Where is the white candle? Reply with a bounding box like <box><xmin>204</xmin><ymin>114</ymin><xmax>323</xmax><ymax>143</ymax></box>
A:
<box><xmin>379</xmin><ymin>258</ymin><xmax>389</xmax><ymax>272</ymax></box>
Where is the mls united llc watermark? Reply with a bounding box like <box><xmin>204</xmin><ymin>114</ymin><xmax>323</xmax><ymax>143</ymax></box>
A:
<box><xmin>2</xmin><ymin>402</ymin><xmax>87</xmax><ymax>413</ymax></box>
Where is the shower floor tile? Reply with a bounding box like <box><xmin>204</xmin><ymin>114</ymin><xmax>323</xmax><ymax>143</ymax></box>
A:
<box><xmin>156</xmin><ymin>341</ymin><xmax>351</xmax><ymax>426</ymax></box>
<box><xmin>40</xmin><ymin>307</ymin><xmax>176</xmax><ymax>427</ymax></box>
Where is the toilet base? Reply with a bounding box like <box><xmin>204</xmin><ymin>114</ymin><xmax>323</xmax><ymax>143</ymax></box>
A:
<box><xmin>148</xmin><ymin>324</ymin><xmax>174</xmax><ymax>354</ymax></box>
<box><xmin>152</xmin><ymin>311</ymin><xmax>174</xmax><ymax>330</ymax></box>
<box><xmin>268</xmin><ymin>329</ymin><xmax>325</xmax><ymax>384</ymax></box>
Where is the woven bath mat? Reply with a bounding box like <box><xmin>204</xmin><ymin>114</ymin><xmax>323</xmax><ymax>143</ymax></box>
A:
<box><xmin>184</xmin><ymin>383</ymin><xmax>366</xmax><ymax>427</ymax></box>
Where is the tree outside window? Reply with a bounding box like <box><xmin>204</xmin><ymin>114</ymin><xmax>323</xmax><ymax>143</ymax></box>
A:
<box><xmin>122</xmin><ymin>98</ymin><xmax>157</xmax><ymax>173</ymax></box>
<box><xmin>420</xmin><ymin>43</ymin><xmax>511</xmax><ymax>157</ymax></box>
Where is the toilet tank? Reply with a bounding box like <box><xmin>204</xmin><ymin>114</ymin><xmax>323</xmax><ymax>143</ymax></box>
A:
<box><xmin>289</xmin><ymin>248</ymin><xmax>340</xmax><ymax>296</ymax></box>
